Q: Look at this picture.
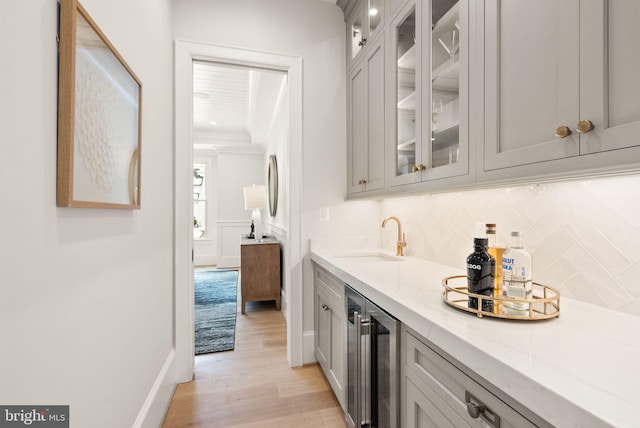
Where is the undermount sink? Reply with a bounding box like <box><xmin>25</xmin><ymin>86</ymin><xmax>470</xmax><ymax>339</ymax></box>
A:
<box><xmin>332</xmin><ymin>252</ymin><xmax>404</xmax><ymax>263</ymax></box>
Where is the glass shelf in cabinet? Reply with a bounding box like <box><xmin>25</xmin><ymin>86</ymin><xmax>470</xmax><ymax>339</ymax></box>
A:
<box><xmin>432</xmin><ymin>54</ymin><xmax>460</xmax><ymax>90</ymax></box>
<box><xmin>398</xmin><ymin>91</ymin><xmax>416</xmax><ymax>110</ymax></box>
<box><xmin>432</xmin><ymin>125</ymin><xmax>459</xmax><ymax>150</ymax></box>
<box><xmin>432</xmin><ymin>2</ymin><xmax>459</xmax><ymax>37</ymax></box>
<box><xmin>397</xmin><ymin>44</ymin><xmax>416</xmax><ymax>69</ymax></box>
<box><xmin>397</xmin><ymin>138</ymin><xmax>416</xmax><ymax>151</ymax></box>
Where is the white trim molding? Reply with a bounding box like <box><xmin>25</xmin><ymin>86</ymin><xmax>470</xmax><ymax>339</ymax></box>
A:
<box><xmin>132</xmin><ymin>350</ymin><xmax>176</xmax><ymax>428</ymax></box>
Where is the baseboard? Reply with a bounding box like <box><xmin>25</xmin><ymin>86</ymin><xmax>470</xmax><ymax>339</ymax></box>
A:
<box><xmin>133</xmin><ymin>349</ymin><xmax>176</xmax><ymax>428</ymax></box>
<box><xmin>303</xmin><ymin>330</ymin><xmax>316</xmax><ymax>365</ymax></box>
<box><xmin>217</xmin><ymin>255</ymin><xmax>240</xmax><ymax>269</ymax></box>
<box><xmin>194</xmin><ymin>254</ymin><xmax>216</xmax><ymax>266</ymax></box>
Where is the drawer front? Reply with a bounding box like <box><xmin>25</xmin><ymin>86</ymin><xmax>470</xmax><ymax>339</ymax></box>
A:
<box><xmin>406</xmin><ymin>377</ymin><xmax>471</xmax><ymax>428</ymax></box>
<box><xmin>405</xmin><ymin>330</ymin><xmax>538</xmax><ymax>428</ymax></box>
<box><xmin>315</xmin><ymin>265</ymin><xmax>346</xmax><ymax>302</ymax></box>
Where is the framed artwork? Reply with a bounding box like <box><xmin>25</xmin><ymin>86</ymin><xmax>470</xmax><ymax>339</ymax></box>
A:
<box><xmin>57</xmin><ymin>0</ymin><xmax>142</xmax><ymax>209</ymax></box>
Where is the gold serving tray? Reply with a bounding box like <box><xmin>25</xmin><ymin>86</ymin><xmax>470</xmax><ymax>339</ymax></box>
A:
<box><xmin>442</xmin><ymin>275</ymin><xmax>560</xmax><ymax>320</ymax></box>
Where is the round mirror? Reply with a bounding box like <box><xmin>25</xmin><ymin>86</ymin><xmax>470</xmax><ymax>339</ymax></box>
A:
<box><xmin>268</xmin><ymin>155</ymin><xmax>278</xmax><ymax>217</ymax></box>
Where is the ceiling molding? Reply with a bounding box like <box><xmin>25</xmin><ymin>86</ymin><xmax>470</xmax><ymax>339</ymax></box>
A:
<box><xmin>337</xmin><ymin>0</ymin><xmax>352</xmax><ymax>14</ymax></box>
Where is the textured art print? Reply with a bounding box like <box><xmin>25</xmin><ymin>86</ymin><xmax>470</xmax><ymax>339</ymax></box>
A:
<box><xmin>57</xmin><ymin>0</ymin><xmax>142</xmax><ymax>209</ymax></box>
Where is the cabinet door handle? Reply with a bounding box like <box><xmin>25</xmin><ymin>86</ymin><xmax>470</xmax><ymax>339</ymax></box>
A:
<box><xmin>358</xmin><ymin>179</ymin><xmax>367</xmax><ymax>185</ymax></box>
<box><xmin>354</xmin><ymin>312</ymin><xmax>363</xmax><ymax>426</ymax></box>
<box><xmin>576</xmin><ymin>120</ymin><xmax>594</xmax><ymax>134</ymax></box>
<box><xmin>411</xmin><ymin>164</ymin><xmax>426</xmax><ymax>173</ymax></box>
<box><xmin>465</xmin><ymin>391</ymin><xmax>500</xmax><ymax>428</ymax></box>
<box><xmin>358</xmin><ymin>38</ymin><xmax>367</xmax><ymax>47</ymax></box>
<box><xmin>322</xmin><ymin>304</ymin><xmax>330</xmax><ymax>311</ymax></box>
<box><xmin>555</xmin><ymin>125</ymin><xmax>572</xmax><ymax>138</ymax></box>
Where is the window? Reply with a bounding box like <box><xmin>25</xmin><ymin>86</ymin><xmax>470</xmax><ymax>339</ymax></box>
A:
<box><xmin>193</xmin><ymin>163</ymin><xmax>206</xmax><ymax>238</ymax></box>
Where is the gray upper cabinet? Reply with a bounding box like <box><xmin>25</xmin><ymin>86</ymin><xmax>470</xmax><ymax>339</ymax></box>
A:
<box><xmin>482</xmin><ymin>1</ymin><xmax>580</xmax><ymax>172</ymax></box>
<box><xmin>345</xmin><ymin>0</ymin><xmax>640</xmax><ymax>199</ymax></box>
<box><xmin>580</xmin><ymin>1</ymin><xmax>640</xmax><ymax>154</ymax></box>
<box><xmin>480</xmin><ymin>0</ymin><xmax>640</xmax><ymax>182</ymax></box>
<box><xmin>348</xmin><ymin>34</ymin><xmax>386</xmax><ymax>195</ymax></box>
<box><xmin>347</xmin><ymin>0</ymin><xmax>386</xmax><ymax>70</ymax></box>
<box><xmin>387</xmin><ymin>0</ymin><xmax>470</xmax><ymax>190</ymax></box>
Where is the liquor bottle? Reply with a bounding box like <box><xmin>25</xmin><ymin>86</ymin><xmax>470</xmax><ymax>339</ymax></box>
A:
<box><xmin>466</xmin><ymin>237</ymin><xmax>495</xmax><ymax>313</ymax></box>
<box><xmin>485</xmin><ymin>223</ymin><xmax>506</xmax><ymax>295</ymax></box>
<box><xmin>502</xmin><ymin>231</ymin><xmax>533</xmax><ymax>312</ymax></box>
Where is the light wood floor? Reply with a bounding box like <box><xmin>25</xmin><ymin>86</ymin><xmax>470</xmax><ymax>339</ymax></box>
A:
<box><xmin>162</xmin><ymin>300</ymin><xmax>346</xmax><ymax>427</ymax></box>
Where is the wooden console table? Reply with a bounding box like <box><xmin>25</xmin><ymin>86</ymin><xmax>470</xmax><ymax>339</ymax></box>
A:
<box><xmin>240</xmin><ymin>236</ymin><xmax>281</xmax><ymax>314</ymax></box>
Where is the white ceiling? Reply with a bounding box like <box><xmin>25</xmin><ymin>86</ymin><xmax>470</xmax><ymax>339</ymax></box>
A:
<box><xmin>192</xmin><ymin>61</ymin><xmax>287</xmax><ymax>150</ymax></box>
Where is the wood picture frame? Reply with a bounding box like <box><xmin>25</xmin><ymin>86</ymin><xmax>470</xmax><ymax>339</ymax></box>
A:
<box><xmin>57</xmin><ymin>0</ymin><xmax>142</xmax><ymax>209</ymax></box>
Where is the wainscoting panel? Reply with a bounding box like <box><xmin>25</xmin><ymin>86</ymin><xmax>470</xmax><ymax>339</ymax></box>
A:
<box><xmin>217</xmin><ymin>221</ymin><xmax>249</xmax><ymax>268</ymax></box>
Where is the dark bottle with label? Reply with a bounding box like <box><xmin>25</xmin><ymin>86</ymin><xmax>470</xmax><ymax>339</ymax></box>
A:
<box><xmin>466</xmin><ymin>237</ymin><xmax>495</xmax><ymax>312</ymax></box>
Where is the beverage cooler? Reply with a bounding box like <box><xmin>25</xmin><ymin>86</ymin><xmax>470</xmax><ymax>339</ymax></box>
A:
<box><xmin>345</xmin><ymin>285</ymin><xmax>401</xmax><ymax>428</ymax></box>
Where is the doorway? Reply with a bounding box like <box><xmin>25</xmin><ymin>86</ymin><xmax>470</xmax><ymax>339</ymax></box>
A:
<box><xmin>174</xmin><ymin>40</ymin><xmax>304</xmax><ymax>383</ymax></box>
<box><xmin>191</xmin><ymin>60</ymin><xmax>286</xmax><ymax>356</ymax></box>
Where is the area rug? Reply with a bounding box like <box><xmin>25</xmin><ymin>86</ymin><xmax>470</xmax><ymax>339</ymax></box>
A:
<box><xmin>194</xmin><ymin>269</ymin><xmax>238</xmax><ymax>355</ymax></box>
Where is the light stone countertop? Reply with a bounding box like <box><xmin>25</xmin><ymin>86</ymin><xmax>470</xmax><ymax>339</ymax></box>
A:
<box><xmin>310</xmin><ymin>244</ymin><xmax>640</xmax><ymax>428</ymax></box>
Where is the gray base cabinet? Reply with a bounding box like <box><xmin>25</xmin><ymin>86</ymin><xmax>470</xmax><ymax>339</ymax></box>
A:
<box><xmin>313</xmin><ymin>266</ymin><xmax>346</xmax><ymax>409</ymax></box>
<box><xmin>402</xmin><ymin>326</ymin><xmax>546</xmax><ymax>428</ymax></box>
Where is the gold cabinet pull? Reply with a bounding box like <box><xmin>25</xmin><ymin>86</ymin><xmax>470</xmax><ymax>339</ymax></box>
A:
<box><xmin>411</xmin><ymin>164</ymin><xmax>426</xmax><ymax>173</ymax></box>
<box><xmin>358</xmin><ymin>179</ymin><xmax>367</xmax><ymax>185</ymax></box>
<box><xmin>576</xmin><ymin>120</ymin><xmax>594</xmax><ymax>134</ymax></box>
<box><xmin>555</xmin><ymin>125</ymin><xmax>572</xmax><ymax>138</ymax></box>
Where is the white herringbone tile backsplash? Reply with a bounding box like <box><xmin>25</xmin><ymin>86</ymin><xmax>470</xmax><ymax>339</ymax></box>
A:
<box><xmin>380</xmin><ymin>174</ymin><xmax>640</xmax><ymax>318</ymax></box>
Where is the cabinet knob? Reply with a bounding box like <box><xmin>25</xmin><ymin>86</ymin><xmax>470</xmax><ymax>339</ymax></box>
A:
<box><xmin>411</xmin><ymin>164</ymin><xmax>426</xmax><ymax>172</ymax></box>
<box><xmin>466</xmin><ymin>402</ymin><xmax>485</xmax><ymax>419</ymax></box>
<box><xmin>358</xmin><ymin>179</ymin><xmax>367</xmax><ymax>185</ymax></box>
<box><xmin>576</xmin><ymin>120</ymin><xmax>594</xmax><ymax>134</ymax></box>
<box><xmin>555</xmin><ymin>125</ymin><xmax>572</xmax><ymax>139</ymax></box>
<box><xmin>358</xmin><ymin>38</ymin><xmax>367</xmax><ymax>47</ymax></box>
<box><xmin>465</xmin><ymin>391</ymin><xmax>500</xmax><ymax>428</ymax></box>
<box><xmin>322</xmin><ymin>304</ymin><xmax>330</xmax><ymax>311</ymax></box>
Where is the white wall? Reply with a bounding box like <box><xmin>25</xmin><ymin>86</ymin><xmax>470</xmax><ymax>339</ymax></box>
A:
<box><xmin>0</xmin><ymin>1</ymin><xmax>176</xmax><ymax>427</ymax></box>
<box><xmin>216</xmin><ymin>151</ymin><xmax>265</xmax><ymax>221</ymax></box>
<box><xmin>217</xmin><ymin>150</ymin><xmax>265</xmax><ymax>267</ymax></box>
<box><xmin>380</xmin><ymin>174</ymin><xmax>640</xmax><ymax>318</ymax></box>
<box><xmin>193</xmin><ymin>148</ymin><xmax>265</xmax><ymax>267</ymax></box>
<box><xmin>263</xmin><ymin>84</ymin><xmax>289</xmax><ymax>234</ymax></box>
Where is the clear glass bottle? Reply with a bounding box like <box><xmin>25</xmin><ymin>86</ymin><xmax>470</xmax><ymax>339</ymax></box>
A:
<box><xmin>466</xmin><ymin>237</ymin><xmax>495</xmax><ymax>313</ymax></box>
<box><xmin>502</xmin><ymin>231</ymin><xmax>533</xmax><ymax>312</ymax></box>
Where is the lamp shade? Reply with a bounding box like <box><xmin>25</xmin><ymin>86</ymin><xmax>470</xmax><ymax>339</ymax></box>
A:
<box><xmin>243</xmin><ymin>185</ymin><xmax>267</xmax><ymax>210</ymax></box>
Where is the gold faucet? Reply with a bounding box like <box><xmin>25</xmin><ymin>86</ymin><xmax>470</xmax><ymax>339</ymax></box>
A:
<box><xmin>382</xmin><ymin>216</ymin><xmax>407</xmax><ymax>256</ymax></box>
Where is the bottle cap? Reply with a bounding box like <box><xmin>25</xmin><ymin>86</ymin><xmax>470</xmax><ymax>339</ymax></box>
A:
<box><xmin>486</xmin><ymin>223</ymin><xmax>496</xmax><ymax>234</ymax></box>
<box><xmin>473</xmin><ymin>237</ymin><xmax>488</xmax><ymax>247</ymax></box>
<box><xmin>511</xmin><ymin>231</ymin><xmax>520</xmax><ymax>237</ymax></box>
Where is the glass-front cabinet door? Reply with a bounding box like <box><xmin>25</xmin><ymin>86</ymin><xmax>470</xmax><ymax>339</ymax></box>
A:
<box><xmin>430</xmin><ymin>0</ymin><xmax>464</xmax><ymax>171</ymax></box>
<box><xmin>390</xmin><ymin>2</ymin><xmax>421</xmax><ymax>186</ymax></box>
<box><xmin>347</xmin><ymin>0</ymin><xmax>385</xmax><ymax>69</ymax></box>
<box><xmin>388</xmin><ymin>0</ymin><xmax>468</xmax><ymax>188</ymax></box>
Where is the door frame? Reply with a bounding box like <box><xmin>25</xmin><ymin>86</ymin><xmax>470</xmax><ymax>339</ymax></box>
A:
<box><xmin>174</xmin><ymin>40</ymin><xmax>304</xmax><ymax>382</ymax></box>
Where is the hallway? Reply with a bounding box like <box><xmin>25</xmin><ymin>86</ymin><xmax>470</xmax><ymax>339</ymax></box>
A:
<box><xmin>162</xmin><ymin>301</ymin><xmax>345</xmax><ymax>427</ymax></box>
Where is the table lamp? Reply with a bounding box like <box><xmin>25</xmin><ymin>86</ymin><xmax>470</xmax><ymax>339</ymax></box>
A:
<box><xmin>243</xmin><ymin>185</ymin><xmax>267</xmax><ymax>240</ymax></box>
